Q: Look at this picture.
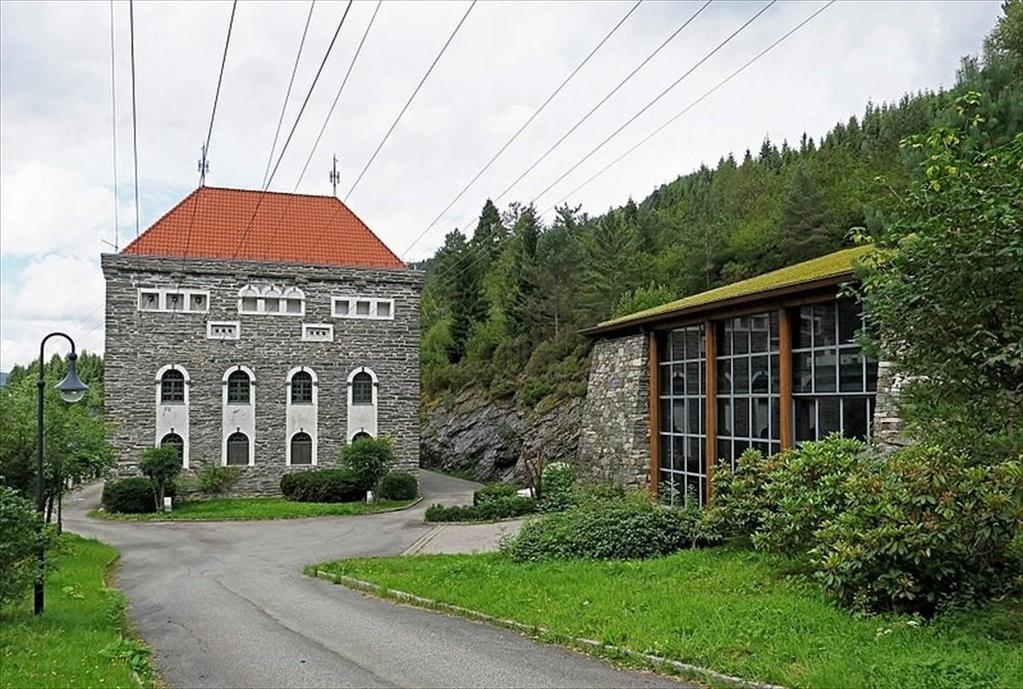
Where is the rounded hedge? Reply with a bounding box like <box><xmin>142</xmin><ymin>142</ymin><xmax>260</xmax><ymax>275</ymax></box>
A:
<box><xmin>379</xmin><ymin>471</ymin><xmax>418</xmax><ymax>501</ymax></box>
<box><xmin>426</xmin><ymin>495</ymin><xmax>537</xmax><ymax>522</ymax></box>
<box><xmin>102</xmin><ymin>477</ymin><xmax>175</xmax><ymax>514</ymax></box>
<box><xmin>472</xmin><ymin>483</ymin><xmax>517</xmax><ymax>506</ymax></box>
<box><xmin>279</xmin><ymin>468</ymin><xmax>363</xmax><ymax>503</ymax></box>
<box><xmin>503</xmin><ymin>499</ymin><xmax>705</xmax><ymax>562</ymax></box>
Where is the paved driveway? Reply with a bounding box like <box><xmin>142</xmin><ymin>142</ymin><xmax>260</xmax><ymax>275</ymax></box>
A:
<box><xmin>65</xmin><ymin>471</ymin><xmax>684</xmax><ymax>688</ymax></box>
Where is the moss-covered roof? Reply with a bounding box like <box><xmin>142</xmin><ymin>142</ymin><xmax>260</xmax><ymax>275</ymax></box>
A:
<box><xmin>589</xmin><ymin>245</ymin><xmax>873</xmax><ymax>334</ymax></box>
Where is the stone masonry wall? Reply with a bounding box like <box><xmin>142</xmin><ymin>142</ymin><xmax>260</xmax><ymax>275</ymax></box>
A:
<box><xmin>576</xmin><ymin>333</ymin><xmax>650</xmax><ymax>489</ymax></box>
<box><xmin>102</xmin><ymin>254</ymin><xmax>422</xmax><ymax>496</ymax></box>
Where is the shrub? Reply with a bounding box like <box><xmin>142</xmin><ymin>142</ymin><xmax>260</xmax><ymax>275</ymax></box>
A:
<box><xmin>0</xmin><ymin>485</ymin><xmax>43</xmax><ymax>607</ymax></box>
<box><xmin>425</xmin><ymin>496</ymin><xmax>537</xmax><ymax>522</ymax></box>
<box><xmin>341</xmin><ymin>436</ymin><xmax>395</xmax><ymax>490</ymax></box>
<box><xmin>540</xmin><ymin>461</ymin><xmax>575</xmax><ymax>512</ymax></box>
<box><xmin>279</xmin><ymin>469</ymin><xmax>363</xmax><ymax>503</ymax></box>
<box><xmin>503</xmin><ymin>496</ymin><xmax>710</xmax><ymax>562</ymax></box>
<box><xmin>812</xmin><ymin>446</ymin><xmax>1021</xmax><ymax>615</ymax></box>
<box><xmin>379</xmin><ymin>471</ymin><xmax>418</xmax><ymax>501</ymax></box>
<box><xmin>139</xmin><ymin>445</ymin><xmax>182</xmax><ymax>511</ymax></box>
<box><xmin>753</xmin><ymin>434</ymin><xmax>866</xmax><ymax>556</ymax></box>
<box><xmin>101</xmin><ymin>478</ymin><xmax>175</xmax><ymax>514</ymax></box>
<box><xmin>473</xmin><ymin>482</ymin><xmax>517</xmax><ymax>506</ymax></box>
<box><xmin>575</xmin><ymin>481</ymin><xmax>626</xmax><ymax>507</ymax></box>
<box><xmin>197</xmin><ymin>463</ymin><xmax>240</xmax><ymax>495</ymax></box>
<box><xmin>702</xmin><ymin>448</ymin><xmax>780</xmax><ymax>540</ymax></box>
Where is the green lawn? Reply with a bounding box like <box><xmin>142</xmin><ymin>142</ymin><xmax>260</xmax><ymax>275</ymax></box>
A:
<box><xmin>90</xmin><ymin>496</ymin><xmax>417</xmax><ymax>521</ymax></box>
<box><xmin>1</xmin><ymin>533</ymin><xmax>157</xmax><ymax>689</ymax></box>
<box><xmin>313</xmin><ymin>548</ymin><xmax>1023</xmax><ymax>689</ymax></box>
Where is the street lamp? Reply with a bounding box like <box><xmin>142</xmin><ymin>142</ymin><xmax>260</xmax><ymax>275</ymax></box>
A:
<box><xmin>35</xmin><ymin>332</ymin><xmax>89</xmax><ymax>615</ymax></box>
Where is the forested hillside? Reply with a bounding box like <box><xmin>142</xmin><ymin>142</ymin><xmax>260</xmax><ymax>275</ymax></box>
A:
<box><xmin>419</xmin><ymin>3</ymin><xmax>1022</xmax><ymax>419</ymax></box>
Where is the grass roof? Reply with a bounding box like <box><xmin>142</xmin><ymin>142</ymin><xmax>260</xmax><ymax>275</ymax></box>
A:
<box><xmin>592</xmin><ymin>245</ymin><xmax>873</xmax><ymax>333</ymax></box>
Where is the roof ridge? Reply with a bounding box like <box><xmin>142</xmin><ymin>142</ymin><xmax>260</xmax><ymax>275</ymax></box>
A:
<box><xmin>201</xmin><ymin>185</ymin><xmax>337</xmax><ymax>200</ymax></box>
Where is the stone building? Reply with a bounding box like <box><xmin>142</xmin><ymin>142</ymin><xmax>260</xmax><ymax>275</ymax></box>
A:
<box><xmin>578</xmin><ymin>246</ymin><xmax>900</xmax><ymax>505</ymax></box>
<box><xmin>103</xmin><ymin>186</ymin><xmax>422</xmax><ymax>495</ymax></box>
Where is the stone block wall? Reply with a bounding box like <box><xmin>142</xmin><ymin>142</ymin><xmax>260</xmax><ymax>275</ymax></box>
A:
<box><xmin>576</xmin><ymin>333</ymin><xmax>650</xmax><ymax>489</ymax></box>
<box><xmin>871</xmin><ymin>360</ymin><xmax>908</xmax><ymax>454</ymax></box>
<box><xmin>102</xmin><ymin>254</ymin><xmax>422</xmax><ymax>495</ymax></box>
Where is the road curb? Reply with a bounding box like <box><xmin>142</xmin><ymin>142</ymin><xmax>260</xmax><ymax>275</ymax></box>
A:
<box><xmin>314</xmin><ymin>569</ymin><xmax>788</xmax><ymax>689</ymax></box>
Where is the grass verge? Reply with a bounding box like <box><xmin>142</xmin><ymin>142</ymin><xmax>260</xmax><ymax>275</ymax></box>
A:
<box><xmin>0</xmin><ymin>533</ymin><xmax>159</xmax><ymax>689</ymax></box>
<box><xmin>312</xmin><ymin>547</ymin><xmax>1022</xmax><ymax>689</ymax></box>
<box><xmin>89</xmin><ymin>496</ymin><xmax>418</xmax><ymax>521</ymax></box>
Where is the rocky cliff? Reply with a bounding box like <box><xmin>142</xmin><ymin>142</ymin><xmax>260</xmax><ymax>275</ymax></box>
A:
<box><xmin>420</xmin><ymin>389</ymin><xmax>584</xmax><ymax>483</ymax></box>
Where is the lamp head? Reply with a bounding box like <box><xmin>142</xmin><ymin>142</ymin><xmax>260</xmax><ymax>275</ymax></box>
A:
<box><xmin>56</xmin><ymin>352</ymin><xmax>88</xmax><ymax>404</ymax></box>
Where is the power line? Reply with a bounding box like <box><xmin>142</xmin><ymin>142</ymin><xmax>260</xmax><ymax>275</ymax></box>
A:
<box><xmin>184</xmin><ymin>0</ymin><xmax>238</xmax><ymax>261</ymax></box>
<box><xmin>546</xmin><ymin>1</ymin><xmax>836</xmax><ymax>215</ymax></box>
<box><xmin>431</xmin><ymin>0</ymin><xmax>827</xmax><ymax>289</ymax></box>
<box><xmin>345</xmin><ymin>0</ymin><xmax>476</xmax><ymax>202</ymax></box>
<box><xmin>264</xmin><ymin>0</ymin><xmax>316</xmax><ymax>189</ymax></box>
<box><xmin>128</xmin><ymin>0</ymin><xmax>140</xmax><ymax>241</ymax></box>
<box><xmin>202</xmin><ymin>0</ymin><xmax>237</xmax><ymax>169</ymax></box>
<box><xmin>231</xmin><ymin>0</ymin><xmax>354</xmax><ymax>261</ymax></box>
<box><xmin>108</xmin><ymin>0</ymin><xmax>119</xmax><ymax>251</ymax></box>
<box><xmin>401</xmin><ymin>0</ymin><xmax>643</xmax><ymax>258</ymax></box>
<box><xmin>295</xmin><ymin>0</ymin><xmax>382</xmax><ymax>191</ymax></box>
<box><xmin>528</xmin><ymin>0</ymin><xmax>776</xmax><ymax>206</ymax></box>
<box><xmin>490</xmin><ymin>0</ymin><xmax>712</xmax><ymax>206</ymax></box>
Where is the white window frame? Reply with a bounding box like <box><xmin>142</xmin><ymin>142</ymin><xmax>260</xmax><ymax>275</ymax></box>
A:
<box><xmin>137</xmin><ymin>288</ymin><xmax>211</xmax><ymax>314</ymax></box>
<box><xmin>332</xmin><ymin>296</ymin><xmax>395</xmax><ymax>320</ymax></box>
<box><xmin>236</xmin><ymin>284</ymin><xmax>305</xmax><ymax>317</ymax></box>
<box><xmin>207</xmin><ymin>320</ymin><xmax>241</xmax><ymax>340</ymax></box>
<box><xmin>301</xmin><ymin>323</ymin><xmax>334</xmax><ymax>342</ymax></box>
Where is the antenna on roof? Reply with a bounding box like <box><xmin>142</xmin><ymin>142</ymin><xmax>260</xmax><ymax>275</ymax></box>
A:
<box><xmin>329</xmin><ymin>154</ymin><xmax>341</xmax><ymax>197</ymax></box>
<box><xmin>198</xmin><ymin>143</ymin><xmax>210</xmax><ymax>186</ymax></box>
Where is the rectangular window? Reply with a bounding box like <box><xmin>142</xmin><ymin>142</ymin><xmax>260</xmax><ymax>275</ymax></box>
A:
<box><xmin>264</xmin><ymin>298</ymin><xmax>280</xmax><ymax>313</ymax></box>
<box><xmin>715</xmin><ymin>312</ymin><xmax>781</xmax><ymax>472</ymax></box>
<box><xmin>657</xmin><ymin>324</ymin><xmax>706</xmax><ymax>508</ymax></box>
<box><xmin>140</xmin><ymin>291</ymin><xmax>160</xmax><ymax>311</ymax></box>
<box><xmin>332</xmin><ymin>296</ymin><xmax>395</xmax><ymax>320</ymax></box>
<box><xmin>791</xmin><ymin>297</ymin><xmax>878</xmax><ymax>443</ymax></box>
<box><xmin>137</xmin><ymin>289</ymin><xmax>209</xmax><ymax>313</ymax></box>
<box><xmin>301</xmin><ymin>323</ymin><xmax>334</xmax><ymax>342</ymax></box>
<box><xmin>240</xmin><ymin>296</ymin><xmax>258</xmax><ymax>313</ymax></box>
<box><xmin>286</xmin><ymin>298</ymin><xmax>303</xmax><ymax>314</ymax></box>
<box><xmin>207</xmin><ymin>321</ymin><xmax>240</xmax><ymax>340</ymax></box>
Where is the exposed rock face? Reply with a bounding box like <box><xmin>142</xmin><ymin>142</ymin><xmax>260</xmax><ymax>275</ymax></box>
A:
<box><xmin>421</xmin><ymin>390</ymin><xmax>583</xmax><ymax>483</ymax></box>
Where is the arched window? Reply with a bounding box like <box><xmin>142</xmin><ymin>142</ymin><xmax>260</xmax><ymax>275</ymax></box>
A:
<box><xmin>290</xmin><ymin>432</ymin><xmax>312</xmax><ymax>465</ymax></box>
<box><xmin>160</xmin><ymin>433</ymin><xmax>184</xmax><ymax>464</ymax></box>
<box><xmin>227</xmin><ymin>370</ymin><xmax>251</xmax><ymax>404</ymax></box>
<box><xmin>161</xmin><ymin>369</ymin><xmax>185</xmax><ymax>403</ymax></box>
<box><xmin>352</xmin><ymin>431</ymin><xmax>372</xmax><ymax>442</ymax></box>
<box><xmin>291</xmin><ymin>371</ymin><xmax>313</xmax><ymax>404</ymax></box>
<box><xmin>351</xmin><ymin>372</ymin><xmax>373</xmax><ymax>405</ymax></box>
<box><xmin>226</xmin><ymin>432</ymin><xmax>249</xmax><ymax>466</ymax></box>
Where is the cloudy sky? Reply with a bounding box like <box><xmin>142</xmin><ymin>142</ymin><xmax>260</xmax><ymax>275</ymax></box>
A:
<box><xmin>0</xmin><ymin>0</ymin><xmax>1002</xmax><ymax>368</ymax></box>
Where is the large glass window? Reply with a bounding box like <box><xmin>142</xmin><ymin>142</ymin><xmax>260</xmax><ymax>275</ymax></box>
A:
<box><xmin>657</xmin><ymin>324</ymin><xmax>706</xmax><ymax>507</ymax></box>
<box><xmin>715</xmin><ymin>314</ymin><xmax>781</xmax><ymax>470</ymax></box>
<box><xmin>792</xmin><ymin>298</ymin><xmax>878</xmax><ymax>442</ymax></box>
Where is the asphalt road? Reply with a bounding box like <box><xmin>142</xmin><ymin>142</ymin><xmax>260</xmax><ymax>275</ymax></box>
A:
<box><xmin>65</xmin><ymin>471</ymin><xmax>686</xmax><ymax>689</ymax></box>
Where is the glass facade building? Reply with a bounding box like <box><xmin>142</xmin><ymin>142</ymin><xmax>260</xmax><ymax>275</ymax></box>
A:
<box><xmin>653</xmin><ymin>297</ymin><xmax>877</xmax><ymax>506</ymax></box>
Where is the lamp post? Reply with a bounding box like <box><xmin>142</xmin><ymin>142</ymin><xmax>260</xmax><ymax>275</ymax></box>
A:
<box><xmin>35</xmin><ymin>332</ymin><xmax>89</xmax><ymax>616</ymax></box>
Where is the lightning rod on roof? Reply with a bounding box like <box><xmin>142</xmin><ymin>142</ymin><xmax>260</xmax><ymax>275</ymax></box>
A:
<box><xmin>198</xmin><ymin>143</ymin><xmax>210</xmax><ymax>186</ymax></box>
<box><xmin>330</xmin><ymin>154</ymin><xmax>341</xmax><ymax>197</ymax></box>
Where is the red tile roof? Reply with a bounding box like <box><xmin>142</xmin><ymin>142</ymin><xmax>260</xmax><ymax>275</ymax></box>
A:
<box><xmin>121</xmin><ymin>186</ymin><xmax>405</xmax><ymax>270</ymax></box>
